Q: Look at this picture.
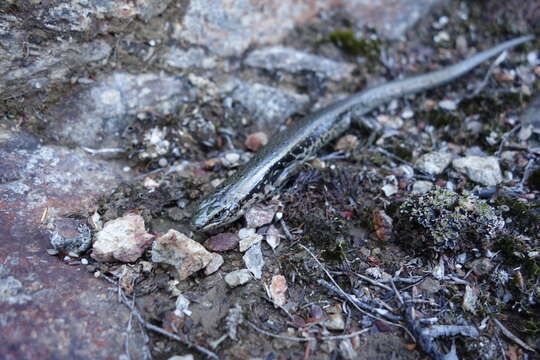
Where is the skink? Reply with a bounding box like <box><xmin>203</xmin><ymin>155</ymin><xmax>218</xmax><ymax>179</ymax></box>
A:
<box><xmin>191</xmin><ymin>35</ymin><xmax>533</xmax><ymax>232</ymax></box>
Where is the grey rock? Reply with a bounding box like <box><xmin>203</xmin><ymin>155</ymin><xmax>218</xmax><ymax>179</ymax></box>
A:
<box><xmin>1</xmin><ymin>39</ymin><xmax>111</xmax><ymax>91</ymax></box>
<box><xmin>175</xmin><ymin>0</ymin><xmax>326</xmax><ymax>56</ymax></box>
<box><xmin>232</xmin><ymin>81</ymin><xmax>308</xmax><ymax>130</ymax></box>
<box><xmin>452</xmin><ymin>156</ymin><xmax>503</xmax><ymax>186</ymax></box>
<box><xmin>243</xmin><ymin>242</ymin><xmax>264</xmax><ymax>279</ymax></box>
<box><xmin>164</xmin><ymin>47</ymin><xmax>217</xmax><ymax>70</ymax></box>
<box><xmin>245</xmin><ymin>46</ymin><xmax>354</xmax><ymax>80</ymax></box>
<box><xmin>46</xmin><ymin>72</ymin><xmax>196</xmax><ymax>148</ymax></box>
<box><xmin>412</xmin><ymin>180</ymin><xmax>433</xmax><ymax>194</ymax></box>
<box><xmin>204</xmin><ymin>253</ymin><xmax>224</xmax><ymax>275</ymax></box>
<box><xmin>152</xmin><ymin>230</ymin><xmax>213</xmax><ymax>280</ymax></box>
<box><xmin>224</xmin><ymin>269</ymin><xmax>253</xmax><ymax>287</ymax></box>
<box><xmin>238</xmin><ymin>228</ymin><xmax>263</xmax><ymax>252</ymax></box>
<box><xmin>416</xmin><ymin>151</ymin><xmax>453</xmax><ymax>175</ymax></box>
<box><xmin>50</xmin><ymin>220</ymin><xmax>92</xmax><ymax>255</ymax></box>
<box><xmin>176</xmin><ymin>0</ymin><xmax>444</xmax><ymax>56</ymax></box>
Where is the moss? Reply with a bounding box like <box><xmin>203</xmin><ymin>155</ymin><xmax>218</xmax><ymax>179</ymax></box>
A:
<box><xmin>422</xmin><ymin>109</ymin><xmax>460</xmax><ymax>128</ymax></box>
<box><xmin>325</xmin><ymin>30</ymin><xmax>381</xmax><ymax>59</ymax></box>
<box><xmin>494</xmin><ymin>196</ymin><xmax>540</xmax><ymax>236</ymax></box>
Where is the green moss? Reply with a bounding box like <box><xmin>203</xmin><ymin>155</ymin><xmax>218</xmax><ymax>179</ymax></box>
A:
<box><xmin>325</xmin><ymin>30</ymin><xmax>381</xmax><ymax>59</ymax></box>
<box><xmin>494</xmin><ymin>196</ymin><xmax>540</xmax><ymax>236</ymax></box>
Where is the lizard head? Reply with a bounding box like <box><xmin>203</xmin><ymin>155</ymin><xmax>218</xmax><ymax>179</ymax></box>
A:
<box><xmin>190</xmin><ymin>184</ymin><xmax>243</xmax><ymax>232</ymax></box>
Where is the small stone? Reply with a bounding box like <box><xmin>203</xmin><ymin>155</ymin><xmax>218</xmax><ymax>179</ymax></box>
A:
<box><xmin>438</xmin><ymin>99</ymin><xmax>457</xmax><ymax>111</ymax></box>
<box><xmin>243</xmin><ymin>242</ymin><xmax>264</xmax><ymax>279</ymax></box>
<box><xmin>50</xmin><ymin>218</ymin><xmax>92</xmax><ymax>255</ymax></box>
<box><xmin>151</xmin><ymin>229</ymin><xmax>213</xmax><ymax>280</ymax></box>
<box><xmin>47</xmin><ymin>249</ymin><xmax>59</xmax><ymax>256</ymax></box>
<box><xmin>245</xmin><ymin>132</ymin><xmax>268</xmax><ymax>151</ymax></box>
<box><xmin>373</xmin><ymin>210</ymin><xmax>392</xmax><ymax>242</ymax></box>
<box><xmin>335</xmin><ymin>134</ymin><xmax>359</xmax><ymax>151</ymax></box>
<box><xmin>415</xmin><ymin>152</ymin><xmax>453</xmax><ymax>175</ymax></box>
<box><xmin>224</xmin><ymin>269</ymin><xmax>253</xmax><ymax>287</ymax></box>
<box><xmin>324</xmin><ymin>313</ymin><xmax>345</xmax><ymax>330</ymax></box>
<box><xmin>174</xmin><ymin>294</ymin><xmax>191</xmax><ymax>317</ymax></box>
<box><xmin>141</xmin><ymin>261</ymin><xmax>153</xmax><ymax>272</ymax></box>
<box><xmin>244</xmin><ymin>205</ymin><xmax>276</xmax><ymax>228</ymax></box>
<box><xmin>81</xmin><ymin>258</ymin><xmax>89</xmax><ymax>265</ymax></box>
<box><xmin>204</xmin><ymin>253</ymin><xmax>224</xmax><ymax>275</ymax></box>
<box><xmin>143</xmin><ymin>177</ymin><xmax>160</xmax><ymax>190</ymax></box>
<box><xmin>412</xmin><ymin>180</ymin><xmax>433</xmax><ymax>194</ymax></box>
<box><xmin>92</xmin><ymin>214</ymin><xmax>154</xmax><ymax>263</ymax></box>
<box><xmin>418</xmin><ymin>277</ymin><xmax>441</xmax><ymax>294</ymax></box>
<box><xmin>89</xmin><ymin>211</ymin><xmax>102</xmax><ymax>231</ymax></box>
<box><xmin>470</xmin><ymin>258</ymin><xmax>494</xmax><ymax>276</ymax></box>
<box><xmin>168</xmin><ymin>354</ymin><xmax>195</xmax><ymax>360</ymax></box>
<box><xmin>238</xmin><ymin>228</ymin><xmax>263</xmax><ymax>252</ymax></box>
<box><xmin>270</xmin><ymin>275</ymin><xmax>287</xmax><ymax>307</ymax></box>
<box><xmin>401</xmin><ymin>109</ymin><xmax>414</xmax><ymax>119</ymax></box>
<box><xmin>377</xmin><ymin>114</ymin><xmax>403</xmax><ymax>129</ymax></box>
<box><xmin>463</xmin><ymin>285</ymin><xmax>478</xmax><ymax>313</ymax></box>
<box><xmin>381</xmin><ymin>184</ymin><xmax>398</xmax><ymax>197</ymax></box>
<box><xmin>433</xmin><ymin>31</ymin><xmax>450</xmax><ymax>43</ymax></box>
<box><xmin>204</xmin><ymin>233</ymin><xmax>240</xmax><ymax>252</ymax></box>
<box><xmin>452</xmin><ymin>156</ymin><xmax>503</xmax><ymax>186</ymax></box>
<box><xmin>264</xmin><ymin>225</ymin><xmax>281</xmax><ymax>250</ymax></box>
<box><xmin>222</xmin><ymin>152</ymin><xmax>241</xmax><ymax>168</ymax></box>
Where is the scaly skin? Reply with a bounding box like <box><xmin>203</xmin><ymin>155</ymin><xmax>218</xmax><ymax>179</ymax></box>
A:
<box><xmin>191</xmin><ymin>35</ymin><xmax>534</xmax><ymax>232</ymax></box>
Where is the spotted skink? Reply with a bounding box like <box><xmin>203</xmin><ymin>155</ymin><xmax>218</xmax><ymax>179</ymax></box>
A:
<box><xmin>191</xmin><ymin>35</ymin><xmax>533</xmax><ymax>231</ymax></box>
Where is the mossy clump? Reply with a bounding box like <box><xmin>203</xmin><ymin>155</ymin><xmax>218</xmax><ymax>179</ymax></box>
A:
<box><xmin>397</xmin><ymin>187</ymin><xmax>505</xmax><ymax>256</ymax></box>
<box><xmin>326</xmin><ymin>30</ymin><xmax>381</xmax><ymax>59</ymax></box>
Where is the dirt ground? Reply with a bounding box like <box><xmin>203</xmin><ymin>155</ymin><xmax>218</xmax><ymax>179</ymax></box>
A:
<box><xmin>1</xmin><ymin>0</ymin><xmax>540</xmax><ymax>359</ymax></box>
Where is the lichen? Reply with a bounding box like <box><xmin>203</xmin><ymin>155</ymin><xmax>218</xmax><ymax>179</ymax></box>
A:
<box><xmin>397</xmin><ymin>187</ymin><xmax>505</xmax><ymax>256</ymax></box>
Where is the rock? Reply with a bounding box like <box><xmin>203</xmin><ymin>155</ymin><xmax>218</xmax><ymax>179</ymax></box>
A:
<box><xmin>231</xmin><ymin>81</ymin><xmax>309</xmax><ymax>130</ymax></box>
<box><xmin>0</xmin><ymin>129</ymin><xmax>142</xmax><ymax>357</ymax></box>
<box><xmin>245</xmin><ymin>46</ymin><xmax>354</xmax><ymax>80</ymax></box>
<box><xmin>452</xmin><ymin>156</ymin><xmax>503</xmax><ymax>186</ymax></box>
<box><xmin>373</xmin><ymin>210</ymin><xmax>393</xmax><ymax>242</ymax></box>
<box><xmin>1</xmin><ymin>39</ymin><xmax>111</xmax><ymax>92</ymax></box>
<box><xmin>438</xmin><ymin>99</ymin><xmax>457</xmax><ymax>111</ymax></box>
<box><xmin>224</xmin><ymin>269</ymin><xmax>253</xmax><ymax>287</ymax></box>
<box><xmin>174</xmin><ymin>294</ymin><xmax>191</xmax><ymax>317</ymax></box>
<box><xmin>204</xmin><ymin>233</ymin><xmax>239</xmax><ymax>252</ymax></box>
<box><xmin>46</xmin><ymin>72</ymin><xmax>196</xmax><ymax>148</ymax></box>
<box><xmin>245</xmin><ymin>132</ymin><xmax>269</xmax><ymax>152</ymax></box>
<box><xmin>324</xmin><ymin>313</ymin><xmax>345</xmax><ymax>330</ymax></box>
<box><xmin>168</xmin><ymin>355</ymin><xmax>194</xmax><ymax>360</ymax></box>
<box><xmin>163</xmin><ymin>47</ymin><xmax>217</xmax><ymax>69</ymax></box>
<box><xmin>92</xmin><ymin>214</ymin><xmax>154</xmax><ymax>263</ymax></box>
<box><xmin>151</xmin><ymin>229</ymin><xmax>213</xmax><ymax>280</ymax></box>
<box><xmin>243</xmin><ymin>242</ymin><xmax>264</xmax><ymax>279</ymax></box>
<box><xmin>263</xmin><ymin>225</ymin><xmax>281</xmax><ymax>250</ymax></box>
<box><xmin>204</xmin><ymin>253</ymin><xmax>224</xmax><ymax>276</ymax></box>
<box><xmin>415</xmin><ymin>152</ymin><xmax>453</xmax><ymax>175</ymax></box>
<box><xmin>412</xmin><ymin>180</ymin><xmax>433</xmax><ymax>194</ymax></box>
<box><xmin>238</xmin><ymin>228</ymin><xmax>263</xmax><ymax>252</ymax></box>
<box><xmin>175</xmin><ymin>0</ymin><xmax>442</xmax><ymax>56</ymax></box>
<box><xmin>270</xmin><ymin>275</ymin><xmax>287</xmax><ymax>307</ymax></box>
<box><xmin>49</xmin><ymin>218</ymin><xmax>92</xmax><ymax>255</ymax></box>
<box><xmin>470</xmin><ymin>258</ymin><xmax>494</xmax><ymax>276</ymax></box>
<box><xmin>244</xmin><ymin>205</ymin><xmax>276</xmax><ymax>228</ymax></box>
<box><xmin>463</xmin><ymin>285</ymin><xmax>478</xmax><ymax>314</ymax></box>
<box><xmin>335</xmin><ymin>134</ymin><xmax>360</xmax><ymax>151</ymax></box>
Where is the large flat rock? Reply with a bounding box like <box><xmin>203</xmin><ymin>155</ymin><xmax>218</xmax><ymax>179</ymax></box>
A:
<box><xmin>0</xmin><ymin>129</ymin><xmax>145</xmax><ymax>359</ymax></box>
